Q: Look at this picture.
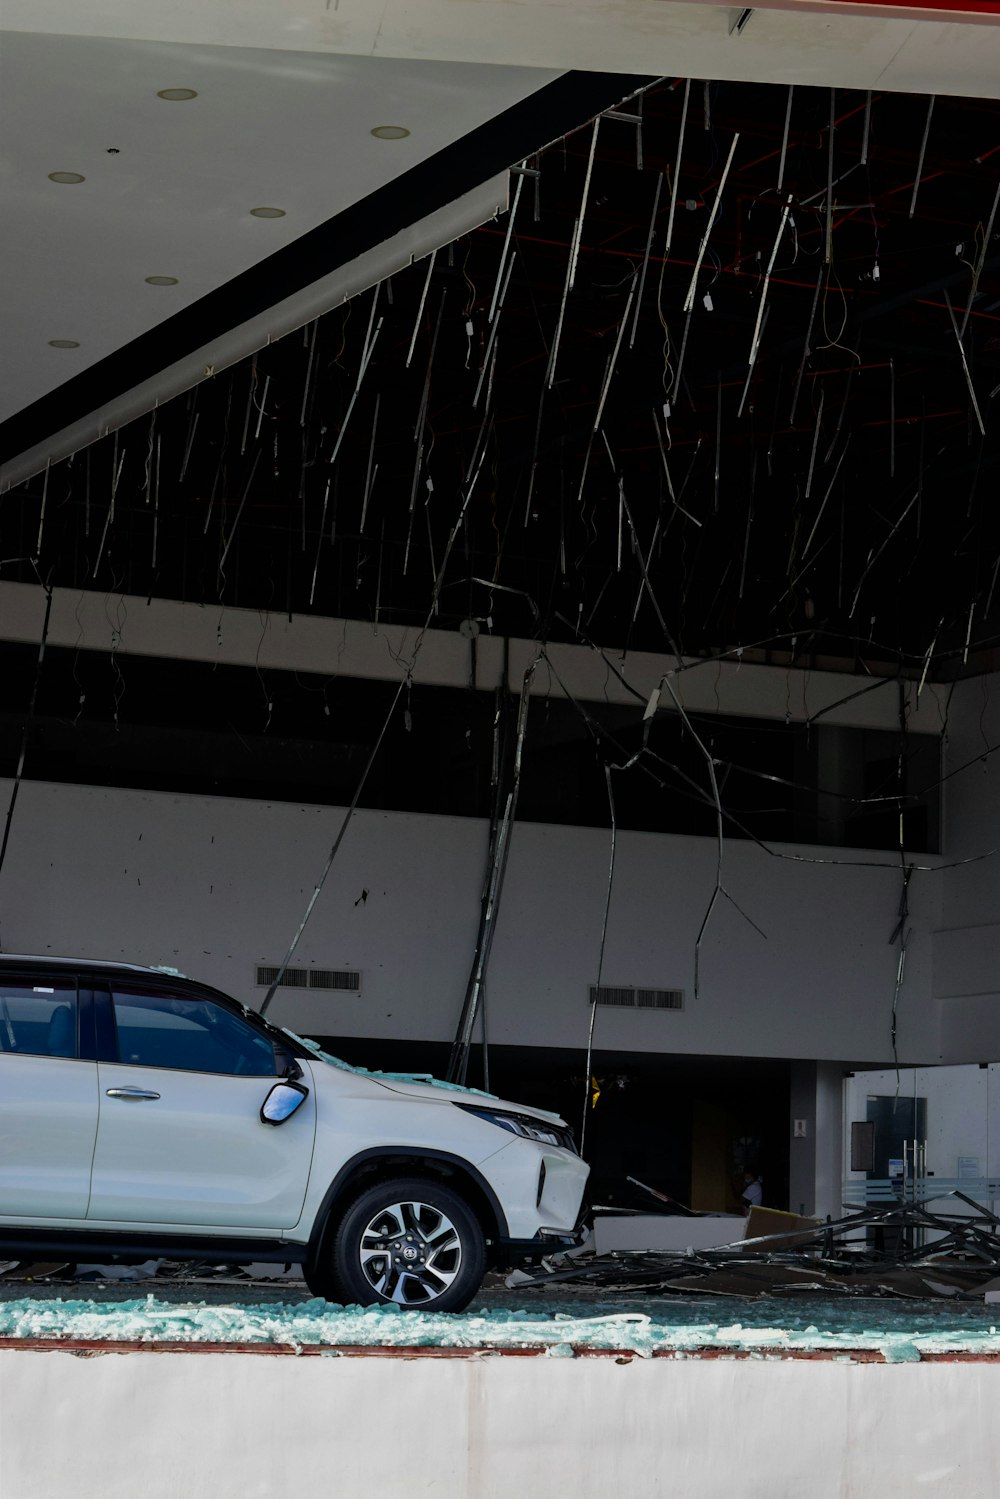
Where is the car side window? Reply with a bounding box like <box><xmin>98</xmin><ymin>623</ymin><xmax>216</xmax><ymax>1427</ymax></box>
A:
<box><xmin>111</xmin><ymin>988</ymin><xmax>278</xmax><ymax>1077</ymax></box>
<box><xmin>0</xmin><ymin>978</ymin><xmax>78</xmax><ymax>1059</ymax></box>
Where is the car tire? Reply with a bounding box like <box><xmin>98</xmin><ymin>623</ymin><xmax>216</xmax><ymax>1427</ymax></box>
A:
<box><xmin>314</xmin><ymin>1176</ymin><xmax>487</xmax><ymax>1313</ymax></box>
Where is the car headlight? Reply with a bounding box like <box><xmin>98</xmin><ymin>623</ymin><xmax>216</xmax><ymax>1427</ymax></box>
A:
<box><xmin>455</xmin><ymin>1103</ymin><xmax>576</xmax><ymax>1152</ymax></box>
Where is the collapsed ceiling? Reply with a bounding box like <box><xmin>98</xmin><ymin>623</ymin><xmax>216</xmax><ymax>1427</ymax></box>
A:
<box><xmin>4</xmin><ymin>76</ymin><xmax>1000</xmax><ymax>678</ymax></box>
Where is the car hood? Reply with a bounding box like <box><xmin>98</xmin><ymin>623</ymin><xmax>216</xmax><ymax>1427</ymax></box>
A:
<box><xmin>282</xmin><ymin>1030</ymin><xmax>568</xmax><ymax>1127</ymax></box>
<box><xmin>367</xmin><ymin>1071</ymin><xmax>567</xmax><ymax>1126</ymax></box>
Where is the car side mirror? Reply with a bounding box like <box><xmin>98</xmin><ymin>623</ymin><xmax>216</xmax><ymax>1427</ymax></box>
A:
<box><xmin>261</xmin><ymin>1080</ymin><xmax>308</xmax><ymax>1125</ymax></box>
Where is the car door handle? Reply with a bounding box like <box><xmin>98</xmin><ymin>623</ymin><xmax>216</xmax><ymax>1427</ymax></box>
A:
<box><xmin>106</xmin><ymin>1087</ymin><xmax>161</xmax><ymax>1100</ymax></box>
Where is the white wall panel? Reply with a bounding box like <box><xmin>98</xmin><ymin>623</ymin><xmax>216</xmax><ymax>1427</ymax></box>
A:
<box><xmin>0</xmin><ymin>776</ymin><xmax>940</xmax><ymax>1064</ymax></box>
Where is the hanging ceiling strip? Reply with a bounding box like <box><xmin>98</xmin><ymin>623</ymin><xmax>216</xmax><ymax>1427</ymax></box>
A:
<box><xmin>567</xmin><ymin>117</ymin><xmax>601</xmax><ymax>293</ymax></box>
<box><xmin>848</xmin><ymin>488</ymin><xmax>918</xmax><ymax>617</ymax></box>
<box><xmin>218</xmin><ymin>448</ymin><xmax>261</xmax><ymax>577</ymax></box>
<box><xmin>738</xmin><ymin>454</ymin><xmax>756</xmax><ymax>599</ymax></box>
<box><xmin>487</xmin><ymin>169</ymin><xmax>524</xmax><ymax>325</ymax></box>
<box><xmin>960</xmin><ymin>178</ymin><xmax>1000</xmax><ymax>340</ymax></box>
<box><xmin>802</xmin><ymin>434</ymin><xmax>850</xmax><ymax>560</ymax></box>
<box><xmin>803</xmin><ymin>388</ymin><xmax>826</xmax><ymax>500</ymax></box>
<box><xmin>309</xmin><ymin>477</ymin><xmax>332</xmax><ymax>606</ymax></box>
<box><xmin>776</xmin><ymin>85</ymin><xmax>794</xmax><ymax>194</ymax></box>
<box><xmin>789</xmin><ymin>264</ymin><xmax>824</xmax><ymax>423</ymax></box>
<box><xmin>631</xmin><ymin>516</ymin><xmax>662</xmax><ymax>625</ymax></box>
<box><xmin>474</xmin><ymin>254</ymin><xmax>516</xmax><ymax>408</ymax></box>
<box><xmin>739</xmin><ymin>195</ymin><xmax>793</xmax><ymax>417</ymax></box>
<box><xmin>823</xmin><ymin>367</ymin><xmax>854</xmax><ymax>464</ymax></box>
<box><xmin>683</xmin><ymin>131</ymin><xmax>740</xmax><ymax>313</ymax></box>
<box><xmin>916</xmin><ymin>619</ymin><xmax>942</xmax><ymax>698</ymax></box>
<box><xmin>405</xmin><ymin>249</ymin><xmax>436</xmax><ymax>370</ymax></box>
<box><xmin>546</xmin><ymin>216</ymin><xmax>578</xmax><ymax>389</ymax></box>
<box><xmin>860</xmin><ymin>91</ymin><xmax>872</xmax><ymax>166</ymax></box>
<box><xmin>629</xmin><ymin>171</ymin><xmax>663</xmax><ymax>351</ymax></box>
<box><xmin>944</xmin><ymin>288</ymin><xmax>986</xmax><ymax>436</ymax></box>
<box><xmin>963</xmin><ymin>600</ymin><xmax>977</xmax><ymax>665</ymax></box>
<box><xmin>714</xmin><ymin>378</ymin><xmax>722</xmax><ymax>512</ymax></box>
<box><xmin>670</xmin><ymin>304</ymin><xmax>694</xmax><ymax>401</ymax></box>
<box><xmin>593</xmin><ymin>275</ymin><xmax>637</xmax><ymax>433</ymax></box>
<box><xmin>298</xmin><ymin>320</ymin><xmax>319</xmax><ymax>428</ymax></box>
<box><xmin>909</xmin><ymin>96</ymin><xmax>936</xmax><ymax>220</ymax></box>
<box><xmin>326</xmin><ymin>319</ymin><xmax>382</xmax><ymax>473</ymax></box>
<box><xmin>34</xmin><ymin>458</ymin><xmax>50</xmax><ymax>558</ymax></box>
<box><xmin>253</xmin><ymin>374</ymin><xmax>270</xmax><ymax>444</ymax></box>
<box><xmin>178</xmin><ymin>407</ymin><xmax>200</xmax><ymax>488</ymax></box>
<box><xmin>359</xmin><ymin>392</ymin><xmax>380</xmax><ymax>535</ymax></box>
<box><xmin>522</xmin><ymin>388</ymin><xmax>547</xmax><ymax>527</ymax></box>
<box><xmin>652</xmin><ymin>407</ymin><xmax>701</xmax><ymax>526</ymax></box>
<box><xmin>239</xmin><ymin>361</ymin><xmax>255</xmax><ymax>456</ymax></box>
<box><xmin>150</xmin><ymin>434</ymin><xmax>161</xmax><ymax>572</ymax></box>
<box><xmin>664</xmin><ymin>79</ymin><xmax>691</xmax><ymax>262</ymax></box>
<box><xmin>825</xmin><ymin>90</ymin><xmax>836</xmax><ymax>265</ymax></box>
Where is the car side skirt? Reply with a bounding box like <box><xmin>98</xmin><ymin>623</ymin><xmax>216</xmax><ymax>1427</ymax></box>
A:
<box><xmin>0</xmin><ymin>1228</ymin><xmax>308</xmax><ymax>1265</ymax></box>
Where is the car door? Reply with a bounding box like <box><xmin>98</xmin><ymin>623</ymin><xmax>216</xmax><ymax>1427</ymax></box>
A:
<box><xmin>88</xmin><ymin>983</ymin><xmax>315</xmax><ymax>1230</ymax></box>
<box><xmin>0</xmin><ymin>972</ymin><xmax>99</xmax><ymax>1220</ymax></box>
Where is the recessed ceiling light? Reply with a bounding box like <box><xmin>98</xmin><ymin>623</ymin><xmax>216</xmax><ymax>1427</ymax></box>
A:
<box><xmin>48</xmin><ymin>339</ymin><xmax>80</xmax><ymax>349</ymax></box>
<box><xmin>371</xmin><ymin>125</ymin><xmax>410</xmax><ymax>141</ymax></box>
<box><xmin>145</xmin><ymin>275</ymin><xmax>179</xmax><ymax>286</ymax></box>
<box><xmin>250</xmin><ymin>206</ymin><xmax>286</xmax><ymax>219</ymax></box>
<box><xmin>157</xmin><ymin>88</ymin><xmax>198</xmax><ymax>101</ymax></box>
<box><xmin>48</xmin><ymin>171</ymin><xmax>85</xmax><ymax>184</ymax></box>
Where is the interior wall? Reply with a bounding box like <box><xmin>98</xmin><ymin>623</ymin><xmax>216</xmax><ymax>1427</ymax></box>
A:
<box><xmin>0</xmin><ymin>776</ymin><xmax>940</xmax><ymax>1065</ymax></box>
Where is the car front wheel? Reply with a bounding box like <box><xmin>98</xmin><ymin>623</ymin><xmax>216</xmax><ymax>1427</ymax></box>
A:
<box><xmin>310</xmin><ymin>1177</ymin><xmax>487</xmax><ymax>1313</ymax></box>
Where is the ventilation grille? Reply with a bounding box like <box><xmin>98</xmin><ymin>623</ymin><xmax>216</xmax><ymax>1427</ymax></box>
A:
<box><xmin>256</xmin><ymin>966</ymin><xmax>361</xmax><ymax>993</ymax></box>
<box><xmin>589</xmin><ymin>985</ymin><xmax>684</xmax><ymax>1011</ymax></box>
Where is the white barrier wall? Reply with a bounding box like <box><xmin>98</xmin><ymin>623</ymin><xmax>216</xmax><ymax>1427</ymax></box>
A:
<box><xmin>0</xmin><ymin>1349</ymin><xmax>997</xmax><ymax>1499</ymax></box>
<box><xmin>0</xmin><ymin>775</ymin><xmax>939</xmax><ymax>1063</ymax></box>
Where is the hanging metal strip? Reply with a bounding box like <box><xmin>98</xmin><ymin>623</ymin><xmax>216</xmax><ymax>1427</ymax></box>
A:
<box><xmin>664</xmin><ymin>79</ymin><xmax>691</xmax><ymax>261</ymax></box>
<box><xmin>568</xmin><ymin>117</ymin><xmax>601</xmax><ymax>293</ymax></box>
<box><xmin>944</xmin><ymin>287</ymin><xmax>986</xmax><ymax>436</ymax></box>
<box><xmin>738</xmin><ymin>195</ymin><xmax>792</xmax><ymax>417</ymax></box>
<box><xmin>405</xmin><ymin>249</ymin><xmax>436</xmax><ymax>369</ymax></box>
<box><xmin>909</xmin><ymin>96</ymin><xmax>935</xmax><ymax>220</ymax></box>
<box><xmin>683</xmin><ymin>132</ymin><xmax>740</xmax><ymax>313</ymax></box>
<box><xmin>777</xmin><ymin>85</ymin><xmax>794</xmax><ymax>193</ymax></box>
<box><xmin>488</xmin><ymin>170</ymin><xmax>524</xmax><ymax>325</ymax></box>
<box><xmin>960</xmin><ymin>178</ymin><xmax>1000</xmax><ymax>340</ymax></box>
<box><xmin>790</xmin><ymin>264</ymin><xmax>824</xmax><ymax>423</ymax></box>
<box><xmin>629</xmin><ymin>172</ymin><xmax>663</xmax><ymax>350</ymax></box>
<box><xmin>546</xmin><ymin>216</ymin><xmax>578</xmax><ymax>390</ymax></box>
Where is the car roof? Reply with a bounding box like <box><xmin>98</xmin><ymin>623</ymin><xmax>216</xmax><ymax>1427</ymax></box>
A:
<box><xmin>0</xmin><ymin>954</ymin><xmax>187</xmax><ymax>977</ymax></box>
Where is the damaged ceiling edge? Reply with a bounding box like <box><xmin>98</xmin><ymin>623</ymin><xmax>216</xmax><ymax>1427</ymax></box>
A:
<box><xmin>0</xmin><ymin>176</ymin><xmax>509</xmax><ymax>494</ymax></box>
<box><xmin>0</xmin><ymin>68</ymin><xmax>653</xmax><ymax>491</ymax></box>
<box><xmin>0</xmin><ymin>580</ymin><xmax>951</xmax><ymax>734</ymax></box>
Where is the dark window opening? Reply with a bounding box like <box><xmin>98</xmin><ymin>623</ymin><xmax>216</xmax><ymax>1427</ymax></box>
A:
<box><xmin>0</xmin><ymin>642</ymin><xmax>940</xmax><ymax>852</ymax></box>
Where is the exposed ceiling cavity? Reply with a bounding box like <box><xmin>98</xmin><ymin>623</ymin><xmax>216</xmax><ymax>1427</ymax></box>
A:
<box><xmin>5</xmin><ymin>76</ymin><xmax>1000</xmax><ymax>678</ymax></box>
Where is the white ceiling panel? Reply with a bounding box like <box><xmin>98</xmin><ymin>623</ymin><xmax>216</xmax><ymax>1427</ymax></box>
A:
<box><xmin>0</xmin><ymin>32</ymin><xmax>559</xmax><ymax>421</ymax></box>
<box><xmin>3</xmin><ymin>0</ymin><xmax>1000</xmax><ymax>99</ymax></box>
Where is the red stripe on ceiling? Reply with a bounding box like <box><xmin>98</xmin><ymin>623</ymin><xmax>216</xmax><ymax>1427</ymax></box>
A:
<box><xmin>797</xmin><ymin>0</ymin><xmax>1000</xmax><ymax>14</ymax></box>
<box><xmin>816</xmin><ymin>0</ymin><xmax>1000</xmax><ymax>14</ymax></box>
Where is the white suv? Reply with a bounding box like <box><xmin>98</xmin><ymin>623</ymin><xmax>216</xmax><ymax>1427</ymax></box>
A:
<box><xmin>0</xmin><ymin>956</ymin><xmax>588</xmax><ymax>1312</ymax></box>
